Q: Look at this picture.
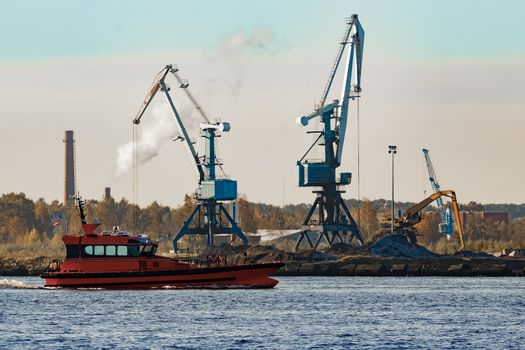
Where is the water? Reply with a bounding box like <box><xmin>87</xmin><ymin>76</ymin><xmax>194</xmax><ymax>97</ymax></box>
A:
<box><xmin>1</xmin><ymin>276</ymin><xmax>524</xmax><ymax>349</ymax></box>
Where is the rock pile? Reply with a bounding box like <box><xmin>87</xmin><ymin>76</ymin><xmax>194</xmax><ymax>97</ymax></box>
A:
<box><xmin>370</xmin><ymin>234</ymin><xmax>441</xmax><ymax>259</ymax></box>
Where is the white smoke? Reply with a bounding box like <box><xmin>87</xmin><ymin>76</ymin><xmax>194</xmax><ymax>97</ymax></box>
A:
<box><xmin>114</xmin><ymin>106</ymin><xmax>177</xmax><ymax>178</ymax></box>
<box><xmin>204</xmin><ymin>27</ymin><xmax>275</xmax><ymax>96</ymax></box>
<box><xmin>217</xmin><ymin>27</ymin><xmax>274</xmax><ymax>57</ymax></box>
<box><xmin>114</xmin><ymin>28</ymin><xmax>276</xmax><ymax>178</ymax></box>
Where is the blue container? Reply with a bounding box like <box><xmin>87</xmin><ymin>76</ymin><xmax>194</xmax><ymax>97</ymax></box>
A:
<box><xmin>298</xmin><ymin>162</ymin><xmax>335</xmax><ymax>186</ymax></box>
<box><xmin>200</xmin><ymin>179</ymin><xmax>237</xmax><ymax>200</ymax></box>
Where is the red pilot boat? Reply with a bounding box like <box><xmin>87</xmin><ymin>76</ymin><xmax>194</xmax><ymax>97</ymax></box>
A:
<box><xmin>42</xmin><ymin>197</ymin><xmax>284</xmax><ymax>289</ymax></box>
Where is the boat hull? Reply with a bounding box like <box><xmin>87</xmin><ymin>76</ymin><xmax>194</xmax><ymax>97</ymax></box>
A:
<box><xmin>43</xmin><ymin>262</ymin><xmax>285</xmax><ymax>289</ymax></box>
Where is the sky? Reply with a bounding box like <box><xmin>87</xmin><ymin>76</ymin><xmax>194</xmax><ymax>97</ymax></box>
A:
<box><xmin>0</xmin><ymin>0</ymin><xmax>524</xmax><ymax>207</ymax></box>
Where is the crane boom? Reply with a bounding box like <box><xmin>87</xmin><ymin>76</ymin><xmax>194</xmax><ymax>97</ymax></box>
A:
<box><xmin>133</xmin><ymin>68</ymin><xmax>170</xmax><ymax>124</ymax></box>
<box><xmin>335</xmin><ymin>15</ymin><xmax>364</xmax><ymax>165</ymax></box>
<box><xmin>422</xmin><ymin>149</ymin><xmax>444</xmax><ymax>207</ymax></box>
<box><xmin>319</xmin><ymin>14</ymin><xmax>364</xmax><ymax>108</ymax></box>
<box><xmin>168</xmin><ymin>67</ymin><xmax>211</xmax><ymax>124</ymax></box>
<box><xmin>298</xmin><ymin>14</ymin><xmax>364</xmax><ymax>167</ymax></box>
<box><xmin>133</xmin><ymin>65</ymin><xmax>205</xmax><ymax>181</ymax></box>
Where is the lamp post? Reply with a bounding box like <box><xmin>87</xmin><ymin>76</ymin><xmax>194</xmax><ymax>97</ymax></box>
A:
<box><xmin>388</xmin><ymin>145</ymin><xmax>397</xmax><ymax>235</ymax></box>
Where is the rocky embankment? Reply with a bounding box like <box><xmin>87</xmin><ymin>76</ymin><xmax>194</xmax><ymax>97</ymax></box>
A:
<box><xmin>276</xmin><ymin>255</ymin><xmax>525</xmax><ymax>277</ymax></box>
<box><xmin>0</xmin><ymin>257</ymin><xmax>56</xmax><ymax>276</ymax></box>
<box><xmin>237</xmin><ymin>235</ymin><xmax>525</xmax><ymax>277</ymax></box>
<box><xmin>2</xmin><ymin>235</ymin><xmax>525</xmax><ymax>277</ymax></box>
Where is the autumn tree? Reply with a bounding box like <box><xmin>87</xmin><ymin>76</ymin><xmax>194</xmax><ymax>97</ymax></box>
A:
<box><xmin>34</xmin><ymin>198</ymin><xmax>51</xmax><ymax>236</ymax></box>
<box><xmin>354</xmin><ymin>199</ymin><xmax>379</xmax><ymax>243</ymax></box>
<box><xmin>414</xmin><ymin>211</ymin><xmax>441</xmax><ymax>246</ymax></box>
<box><xmin>238</xmin><ymin>196</ymin><xmax>257</xmax><ymax>233</ymax></box>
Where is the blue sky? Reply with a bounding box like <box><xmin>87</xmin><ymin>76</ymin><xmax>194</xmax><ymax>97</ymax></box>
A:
<box><xmin>1</xmin><ymin>0</ymin><xmax>524</xmax><ymax>62</ymax></box>
<box><xmin>1</xmin><ymin>0</ymin><xmax>524</xmax><ymax>206</ymax></box>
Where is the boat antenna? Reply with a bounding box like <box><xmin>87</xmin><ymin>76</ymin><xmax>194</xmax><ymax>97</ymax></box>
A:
<box><xmin>74</xmin><ymin>194</ymin><xmax>87</xmax><ymax>225</ymax></box>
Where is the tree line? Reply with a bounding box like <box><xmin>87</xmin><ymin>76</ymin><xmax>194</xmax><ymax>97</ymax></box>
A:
<box><xmin>0</xmin><ymin>192</ymin><xmax>524</xmax><ymax>257</ymax></box>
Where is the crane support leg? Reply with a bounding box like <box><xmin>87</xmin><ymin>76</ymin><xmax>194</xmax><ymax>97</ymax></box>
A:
<box><xmin>339</xmin><ymin>196</ymin><xmax>364</xmax><ymax>244</ymax></box>
<box><xmin>219</xmin><ymin>204</ymin><xmax>249</xmax><ymax>245</ymax></box>
<box><xmin>172</xmin><ymin>201</ymin><xmax>248</xmax><ymax>252</ymax></box>
<box><xmin>295</xmin><ymin>197</ymin><xmax>320</xmax><ymax>250</ymax></box>
<box><xmin>296</xmin><ymin>189</ymin><xmax>364</xmax><ymax>251</ymax></box>
<box><xmin>172</xmin><ymin>206</ymin><xmax>201</xmax><ymax>251</ymax></box>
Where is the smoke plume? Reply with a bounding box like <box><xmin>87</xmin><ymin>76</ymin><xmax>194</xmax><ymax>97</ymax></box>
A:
<box><xmin>114</xmin><ymin>106</ymin><xmax>177</xmax><ymax>178</ymax></box>
<box><xmin>204</xmin><ymin>27</ymin><xmax>275</xmax><ymax>96</ymax></box>
<box><xmin>114</xmin><ymin>28</ymin><xmax>276</xmax><ymax>178</ymax></box>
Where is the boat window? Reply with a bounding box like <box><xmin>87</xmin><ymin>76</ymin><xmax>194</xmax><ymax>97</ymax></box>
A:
<box><xmin>128</xmin><ymin>245</ymin><xmax>141</xmax><ymax>257</ymax></box>
<box><xmin>117</xmin><ymin>245</ymin><xmax>128</xmax><ymax>256</ymax></box>
<box><xmin>141</xmin><ymin>245</ymin><xmax>153</xmax><ymax>256</ymax></box>
<box><xmin>84</xmin><ymin>245</ymin><xmax>93</xmax><ymax>255</ymax></box>
<box><xmin>106</xmin><ymin>245</ymin><xmax>116</xmax><ymax>256</ymax></box>
<box><xmin>151</xmin><ymin>245</ymin><xmax>157</xmax><ymax>255</ymax></box>
<box><xmin>94</xmin><ymin>245</ymin><xmax>104</xmax><ymax>256</ymax></box>
<box><xmin>66</xmin><ymin>245</ymin><xmax>79</xmax><ymax>258</ymax></box>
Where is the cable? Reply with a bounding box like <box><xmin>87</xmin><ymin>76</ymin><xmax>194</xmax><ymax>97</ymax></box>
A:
<box><xmin>132</xmin><ymin>124</ymin><xmax>139</xmax><ymax>231</ymax></box>
<box><xmin>356</xmin><ymin>95</ymin><xmax>361</xmax><ymax>229</ymax></box>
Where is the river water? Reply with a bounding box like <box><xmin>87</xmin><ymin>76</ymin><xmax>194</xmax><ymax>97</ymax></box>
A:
<box><xmin>0</xmin><ymin>276</ymin><xmax>523</xmax><ymax>349</ymax></box>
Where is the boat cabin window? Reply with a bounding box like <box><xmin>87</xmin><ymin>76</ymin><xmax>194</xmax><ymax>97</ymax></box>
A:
<box><xmin>66</xmin><ymin>245</ymin><xmax>80</xmax><ymax>258</ymax></box>
<box><xmin>80</xmin><ymin>244</ymin><xmax>158</xmax><ymax>257</ymax></box>
<box><xmin>141</xmin><ymin>245</ymin><xmax>153</xmax><ymax>255</ymax></box>
<box><xmin>117</xmin><ymin>245</ymin><xmax>127</xmax><ymax>256</ymax></box>
<box><xmin>94</xmin><ymin>245</ymin><xmax>105</xmax><ymax>256</ymax></box>
<box><xmin>106</xmin><ymin>245</ymin><xmax>116</xmax><ymax>256</ymax></box>
<box><xmin>128</xmin><ymin>245</ymin><xmax>140</xmax><ymax>257</ymax></box>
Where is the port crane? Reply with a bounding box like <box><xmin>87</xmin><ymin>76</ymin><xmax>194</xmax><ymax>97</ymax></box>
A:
<box><xmin>133</xmin><ymin>64</ymin><xmax>248</xmax><ymax>250</ymax></box>
<box><xmin>422</xmin><ymin>149</ymin><xmax>453</xmax><ymax>237</ymax></box>
<box><xmin>380</xmin><ymin>190</ymin><xmax>465</xmax><ymax>250</ymax></box>
<box><xmin>295</xmin><ymin>14</ymin><xmax>365</xmax><ymax>250</ymax></box>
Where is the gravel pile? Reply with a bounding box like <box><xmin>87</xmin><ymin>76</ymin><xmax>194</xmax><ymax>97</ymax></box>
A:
<box><xmin>370</xmin><ymin>234</ymin><xmax>441</xmax><ymax>259</ymax></box>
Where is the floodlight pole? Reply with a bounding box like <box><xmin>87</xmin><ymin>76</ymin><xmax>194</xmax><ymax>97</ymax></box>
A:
<box><xmin>388</xmin><ymin>145</ymin><xmax>397</xmax><ymax>235</ymax></box>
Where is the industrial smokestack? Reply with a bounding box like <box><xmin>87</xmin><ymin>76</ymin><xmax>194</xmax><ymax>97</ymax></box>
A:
<box><xmin>104</xmin><ymin>187</ymin><xmax>111</xmax><ymax>200</ymax></box>
<box><xmin>64</xmin><ymin>130</ymin><xmax>76</xmax><ymax>203</ymax></box>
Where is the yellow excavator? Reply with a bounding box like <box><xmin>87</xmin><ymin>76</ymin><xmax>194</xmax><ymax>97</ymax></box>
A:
<box><xmin>379</xmin><ymin>190</ymin><xmax>465</xmax><ymax>250</ymax></box>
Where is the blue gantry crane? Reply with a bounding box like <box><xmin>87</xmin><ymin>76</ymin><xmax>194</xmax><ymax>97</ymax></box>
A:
<box><xmin>133</xmin><ymin>65</ymin><xmax>248</xmax><ymax>250</ymax></box>
<box><xmin>422</xmin><ymin>148</ymin><xmax>453</xmax><ymax>237</ymax></box>
<box><xmin>295</xmin><ymin>14</ymin><xmax>365</xmax><ymax>250</ymax></box>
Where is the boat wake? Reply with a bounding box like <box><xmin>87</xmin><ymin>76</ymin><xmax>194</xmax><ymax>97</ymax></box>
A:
<box><xmin>0</xmin><ymin>278</ymin><xmax>40</xmax><ymax>289</ymax></box>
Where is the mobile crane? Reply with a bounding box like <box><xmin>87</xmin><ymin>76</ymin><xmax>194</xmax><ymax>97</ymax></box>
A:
<box><xmin>379</xmin><ymin>190</ymin><xmax>465</xmax><ymax>250</ymax></box>
<box><xmin>133</xmin><ymin>65</ymin><xmax>248</xmax><ymax>250</ymax></box>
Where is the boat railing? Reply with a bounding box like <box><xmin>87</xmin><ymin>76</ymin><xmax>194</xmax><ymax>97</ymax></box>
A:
<box><xmin>177</xmin><ymin>253</ymin><xmax>250</xmax><ymax>268</ymax></box>
<box><xmin>48</xmin><ymin>261</ymin><xmax>61</xmax><ymax>272</ymax></box>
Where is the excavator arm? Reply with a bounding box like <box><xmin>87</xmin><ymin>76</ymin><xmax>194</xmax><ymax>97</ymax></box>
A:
<box><xmin>395</xmin><ymin>190</ymin><xmax>465</xmax><ymax>250</ymax></box>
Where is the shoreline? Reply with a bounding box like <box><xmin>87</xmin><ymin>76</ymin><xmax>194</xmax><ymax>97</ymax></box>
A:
<box><xmin>2</xmin><ymin>255</ymin><xmax>524</xmax><ymax>277</ymax></box>
<box><xmin>275</xmin><ymin>255</ymin><xmax>525</xmax><ymax>277</ymax></box>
